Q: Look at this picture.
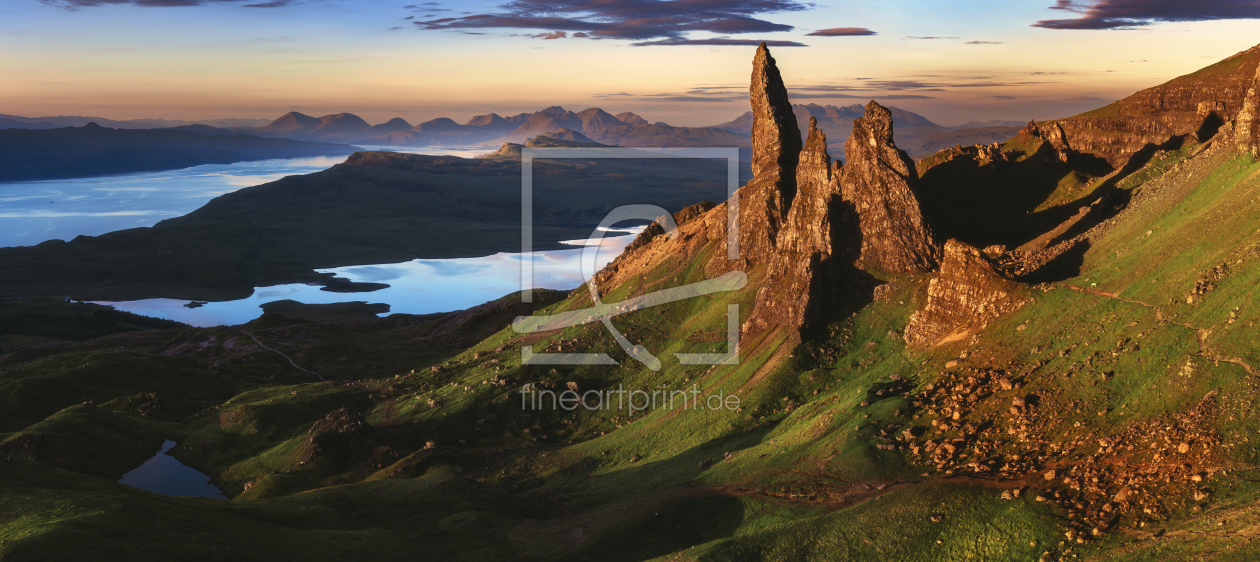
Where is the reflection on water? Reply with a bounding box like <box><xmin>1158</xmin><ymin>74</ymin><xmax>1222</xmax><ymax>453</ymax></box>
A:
<box><xmin>97</xmin><ymin>228</ymin><xmax>640</xmax><ymax>327</ymax></box>
<box><xmin>0</xmin><ymin>146</ymin><xmax>492</xmax><ymax>248</ymax></box>
<box><xmin>117</xmin><ymin>440</ymin><xmax>227</xmax><ymax>500</ymax></box>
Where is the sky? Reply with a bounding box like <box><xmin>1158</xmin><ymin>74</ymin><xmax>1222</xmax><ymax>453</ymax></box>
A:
<box><xmin>2</xmin><ymin>0</ymin><xmax>1260</xmax><ymax>127</ymax></box>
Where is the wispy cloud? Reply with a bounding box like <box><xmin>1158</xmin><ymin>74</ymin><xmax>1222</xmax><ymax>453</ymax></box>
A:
<box><xmin>41</xmin><ymin>0</ymin><xmax>299</xmax><ymax>7</ymax></box>
<box><xmin>806</xmin><ymin>27</ymin><xmax>876</xmax><ymax>36</ymax></box>
<box><xmin>865</xmin><ymin>79</ymin><xmax>1053</xmax><ymax>90</ymax></box>
<box><xmin>413</xmin><ymin>0</ymin><xmax>810</xmax><ymax>41</ymax></box>
<box><xmin>906</xmin><ymin>35</ymin><xmax>960</xmax><ymax>39</ymax></box>
<box><xmin>1034</xmin><ymin>0</ymin><xmax>1260</xmax><ymax>30</ymax></box>
<box><xmin>966</xmin><ymin>40</ymin><xmax>1003</xmax><ymax>44</ymax></box>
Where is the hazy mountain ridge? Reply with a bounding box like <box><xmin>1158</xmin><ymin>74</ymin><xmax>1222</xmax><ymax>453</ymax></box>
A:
<box><xmin>3</xmin><ymin>105</ymin><xmax>1024</xmax><ymax>158</ymax></box>
<box><xmin>0</xmin><ymin>123</ymin><xmax>357</xmax><ymax>183</ymax></box>
<box><xmin>0</xmin><ymin>113</ymin><xmax>271</xmax><ymax>130</ymax></box>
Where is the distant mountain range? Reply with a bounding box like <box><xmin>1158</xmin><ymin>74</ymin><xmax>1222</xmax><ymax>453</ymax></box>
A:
<box><xmin>1</xmin><ymin>105</ymin><xmax>1028</xmax><ymax>160</ymax></box>
<box><xmin>249</xmin><ymin>106</ymin><xmax>746</xmax><ymax>149</ymax></box>
<box><xmin>0</xmin><ymin>113</ymin><xmax>271</xmax><ymax>130</ymax></box>
<box><xmin>243</xmin><ymin>104</ymin><xmax>1022</xmax><ymax>158</ymax></box>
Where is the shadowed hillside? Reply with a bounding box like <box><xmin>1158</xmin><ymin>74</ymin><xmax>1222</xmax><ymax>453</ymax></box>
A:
<box><xmin>0</xmin><ymin>123</ymin><xmax>357</xmax><ymax>182</ymax></box>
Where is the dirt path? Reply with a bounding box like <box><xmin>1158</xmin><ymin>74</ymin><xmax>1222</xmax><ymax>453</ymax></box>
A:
<box><xmin>1061</xmin><ymin>284</ymin><xmax>1257</xmax><ymax>376</ymax></box>
<box><xmin>241</xmin><ymin>330</ymin><xmax>326</xmax><ymax>381</ymax></box>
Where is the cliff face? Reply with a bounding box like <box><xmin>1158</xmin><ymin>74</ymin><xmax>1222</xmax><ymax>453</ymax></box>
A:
<box><xmin>840</xmin><ymin>101</ymin><xmax>939</xmax><ymax>274</ymax></box>
<box><xmin>1051</xmin><ymin>45</ymin><xmax>1260</xmax><ymax>168</ymax></box>
<box><xmin>1237</xmin><ymin>65</ymin><xmax>1260</xmax><ymax>159</ymax></box>
<box><xmin>904</xmin><ymin>240</ymin><xmax>1024</xmax><ymax>347</ymax></box>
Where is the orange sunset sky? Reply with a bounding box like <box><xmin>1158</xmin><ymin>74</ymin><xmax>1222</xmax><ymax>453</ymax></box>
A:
<box><xmin>3</xmin><ymin>0</ymin><xmax>1260</xmax><ymax>127</ymax></box>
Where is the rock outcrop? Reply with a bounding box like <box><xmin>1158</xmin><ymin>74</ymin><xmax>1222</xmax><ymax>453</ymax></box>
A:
<box><xmin>904</xmin><ymin>240</ymin><xmax>1024</xmax><ymax>347</ymax></box>
<box><xmin>778</xmin><ymin>117</ymin><xmax>843</xmax><ymax>256</ymax></box>
<box><xmin>840</xmin><ymin>101</ymin><xmax>939</xmax><ymax>273</ymax></box>
<box><xmin>746</xmin><ymin>118</ymin><xmax>851</xmax><ymax>333</ymax></box>
<box><xmin>740</xmin><ymin>43</ymin><xmax>802</xmax><ymax>259</ymax></box>
<box><xmin>1236</xmin><ymin>64</ymin><xmax>1260</xmax><ymax>158</ymax></box>
<box><xmin>609</xmin><ymin>44</ymin><xmax>942</xmax><ymax>339</ymax></box>
<box><xmin>739</xmin><ymin>45</ymin><xmax>937</xmax><ymax>335</ymax></box>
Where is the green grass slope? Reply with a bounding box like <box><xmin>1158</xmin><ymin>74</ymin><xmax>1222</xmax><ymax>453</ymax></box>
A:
<box><xmin>0</xmin><ymin>144</ymin><xmax>1258</xmax><ymax>561</ymax></box>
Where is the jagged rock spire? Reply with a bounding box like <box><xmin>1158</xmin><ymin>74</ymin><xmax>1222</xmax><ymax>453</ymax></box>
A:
<box><xmin>749</xmin><ymin>43</ymin><xmax>802</xmax><ymax>186</ymax></box>
<box><xmin>737</xmin><ymin>50</ymin><xmax>940</xmax><ymax>339</ymax></box>
<box><xmin>778</xmin><ymin>117</ymin><xmax>841</xmax><ymax>256</ymax></box>
<box><xmin>1237</xmin><ymin>64</ymin><xmax>1260</xmax><ymax>158</ymax></box>
<box><xmin>840</xmin><ymin>101</ymin><xmax>939</xmax><ymax>273</ymax></box>
<box><xmin>746</xmin><ymin>117</ymin><xmax>849</xmax><ymax>335</ymax></box>
<box><xmin>739</xmin><ymin>43</ymin><xmax>803</xmax><ymax>259</ymax></box>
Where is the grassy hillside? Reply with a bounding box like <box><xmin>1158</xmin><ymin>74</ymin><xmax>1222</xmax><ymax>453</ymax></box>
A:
<box><xmin>1</xmin><ymin>135</ymin><xmax>1256</xmax><ymax>559</ymax></box>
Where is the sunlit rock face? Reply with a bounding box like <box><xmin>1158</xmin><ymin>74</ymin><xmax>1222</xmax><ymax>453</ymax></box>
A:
<box><xmin>740</xmin><ymin>43</ymin><xmax>803</xmax><ymax>261</ymax></box>
<box><xmin>839</xmin><ymin>101</ymin><xmax>939</xmax><ymax>275</ymax></box>
<box><xmin>904</xmin><ymin>239</ymin><xmax>1024</xmax><ymax>347</ymax></box>
<box><xmin>739</xmin><ymin>44</ymin><xmax>937</xmax><ymax>337</ymax></box>
<box><xmin>1236</xmin><ymin>65</ymin><xmax>1260</xmax><ymax>159</ymax></box>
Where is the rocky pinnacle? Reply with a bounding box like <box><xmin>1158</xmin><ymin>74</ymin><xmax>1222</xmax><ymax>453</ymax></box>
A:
<box><xmin>749</xmin><ymin>43</ymin><xmax>802</xmax><ymax>186</ymax></box>
<box><xmin>740</xmin><ymin>43</ymin><xmax>803</xmax><ymax>259</ymax></box>
<box><xmin>840</xmin><ymin>101</ymin><xmax>939</xmax><ymax>273</ymax></box>
<box><xmin>738</xmin><ymin>49</ymin><xmax>939</xmax><ymax>338</ymax></box>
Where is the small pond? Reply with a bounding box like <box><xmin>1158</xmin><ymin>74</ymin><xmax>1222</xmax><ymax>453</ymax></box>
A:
<box><xmin>116</xmin><ymin>440</ymin><xmax>227</xmax><ymax>500</ymax></box>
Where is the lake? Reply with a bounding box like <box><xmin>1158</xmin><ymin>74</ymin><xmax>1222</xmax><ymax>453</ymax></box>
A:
<box><xmin>3</xmin><ymin>145</ymin><xmax>641</xmax><ymax>327</ymax></box>
<box><xmin>96</xmin><ymin>227</ymin><xmax>639</xmax><ymax>327</ymax></box>
<box><xmin>0</xmin><ymin>145</ymin><xmax>492</xmax><ymax>248</ymax></box>
<box><xmin>117</xmin><ymin>440</ymin><xmax>227</xmax><ymax>500</ymax></box>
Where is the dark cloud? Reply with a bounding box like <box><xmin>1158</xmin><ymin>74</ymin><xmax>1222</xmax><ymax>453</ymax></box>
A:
<box><xmin>631</xmin><ymin>38</ymin><xmax>806</xmax><ymax>46</ymax></box>
<box><xmin>992</xmin><ymin>95</ymin><xmax>1017</xmax><ymax>100</ymax></box>
<box><xmin>534</xmin><ymin>30</ymin><xmax>567</xmax><ymax>39</ymax></box>
<box><xmin>41</xmin><ymin>0</ymin><xmax>296</xmax><ymax>7</ymax></box>
<box><xmin>413</xmin><ymin>0</ymin><xmax>809</xmax><ymax>41</ymax></box>
<box><xmin>1033</xmin><ymin>0</ymin><xmax>1260</xmax><ymax>30</ymax></box>
<box><xmin>806</xmin><ymin>27</ymin><xmax>876</xmax><ymax>36</ymax></box>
